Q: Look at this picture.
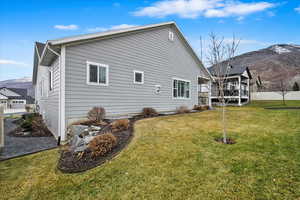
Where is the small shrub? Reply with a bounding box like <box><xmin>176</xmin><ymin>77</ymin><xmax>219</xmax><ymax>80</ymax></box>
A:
<box><xmin>193</xmin><ymin>105</ymin><xmax>202</xmax><ymax>111</ymax></box>
<box><xmin>88</xmin><ymin>132</ymin><xmax>117</xmax><ymax>158</ymax></box>
<box><xmin>203</xmin><ymin>105</ymin><xmax>210</xmax><ymax>110</ymax></box>
<box><xmin>21</xmin><ymin>120</ymin><xmax>32</xmax><ymax>130</ymax></box>
<box><xmin>87</xmin><ymin>107</ymin><xmax>106</xmax><ymax>122</ymax></box>
<box><xmin>111</xmin><ymin>119</ymin><xmax>130</xmax><ymax>132</ymax></box>
<box><xmin>193</xmin><ymin>105</ymin><xmax>210</xmax><ymax>111</ymax></box>
<box><xmin>141</xmin><ymin>107</ymin><xmax>158</xmax><ymax>118</ymax></box>
<box><xmin>25</xmin><ymin>105</ymin><xmax>31</xmax><ymax>112</ymax></box>
<box><xmin>31</xmin><ymin>115</ymin><xmax>52</xmax><ymax>136</ymax></box>
<box><xmin>176</xmin><ymin>106</ymin><xmax>191</xmax><ymax>114</ymax></box>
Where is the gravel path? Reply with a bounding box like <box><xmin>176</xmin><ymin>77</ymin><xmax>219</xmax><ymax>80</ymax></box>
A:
<box><xmin>0</xmin><ymin>118</ymin><xmax>57</xmax><ymax>161</ymax></box>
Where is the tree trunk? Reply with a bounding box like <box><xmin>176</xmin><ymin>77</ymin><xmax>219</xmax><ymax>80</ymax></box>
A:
<box><xmin>222</xmin><ymin>102</ymin><xmax>227</xmax><ymax>144</ymax></box>
<box><xmin>283</xmin><ymin>93</ymin><xmax>286</xmax><ymax>105</ymax></box>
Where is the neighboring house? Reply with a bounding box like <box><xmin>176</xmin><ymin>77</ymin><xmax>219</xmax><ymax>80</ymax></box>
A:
<box><xmin>0</xmin><ymin>87</ymin><xmax>33</xmax><ymax>109</ymax></box>
<box><xmin>208</xmin><ymin>65</ymin><xmax>252</xmax><ymax>106</ymax></box>
<box><xmin>32</xmin><ymin>21</ymin><xmax>212</xmax><ymax>141</ymax></box>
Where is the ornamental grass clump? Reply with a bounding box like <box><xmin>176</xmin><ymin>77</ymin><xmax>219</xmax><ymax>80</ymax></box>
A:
<box><xmin>141</xmin><ymin>107</ymin><xmax>158</xmax><ymax>118</ymax></box>
<box><xmin>111</xmin><ymin>119</ymin><xmax>130</xmax><ymax>132</ymax></box>
<box><xmin>88</xmin><ymin>132</ymin><xmax>117</xmax><ymax>158</ymax></box>
<box><xmin>87</xmin><ymin>107</ymin><xmax>106</xmax><ymax>123</ymax></box>
<box><xmin>176</xmin><ymin>106</ymin><xmax>191</xmax><ymax>114</ymax></box>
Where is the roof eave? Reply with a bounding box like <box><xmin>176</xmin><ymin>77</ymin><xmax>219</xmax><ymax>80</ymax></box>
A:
<box><xmin>49</xmin><ymin>21</ymin><xmax>176</xmax><ymax>46</ymax></box>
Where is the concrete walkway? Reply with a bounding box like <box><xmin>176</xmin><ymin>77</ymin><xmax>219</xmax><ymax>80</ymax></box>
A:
<box><xmin>0</xmin><ymin>118</ymin><xmax>57</xmax><ymax>161</ymax></box>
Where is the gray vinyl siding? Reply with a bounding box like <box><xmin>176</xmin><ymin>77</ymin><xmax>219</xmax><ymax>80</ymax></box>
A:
<box><xmin>36</xmin><ymin>58</ymin><xmax>60</xmax><ymax>137</ymax></box>
<box><xmin>65</xmin><ymin>25</ymin><xmax>208</xmax><ymax>121</ymax></box>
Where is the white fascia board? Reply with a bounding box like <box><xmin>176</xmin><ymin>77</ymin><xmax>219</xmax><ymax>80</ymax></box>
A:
<box><xmin>49</xmin><ymin>21</ymin><xmax>175</xmax><ymax>46</ymax></box>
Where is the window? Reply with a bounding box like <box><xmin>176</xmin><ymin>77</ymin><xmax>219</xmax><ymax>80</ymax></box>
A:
<box><xmin>173</xmin><ymin>78</ymin><xmax>190</xmax><ymax>99</ymax></box>
<box><xmin>169</xmin><ymin>31</ymin><xmax>174</xmax><ymax>41</ymax></box>
<box><xmin>87</xmin><ymin>61</ymin><xmax>109</xmax><ymax>86</ymax></box>
<box><xmin>49</xmin><ymin>69</ymin><xmax>53</xmax><ymax>91</ymax></box>
<box><xmin>134</xmin><ymin>70</ymin><xmax>144</xmax><ymax>84</ymax></box>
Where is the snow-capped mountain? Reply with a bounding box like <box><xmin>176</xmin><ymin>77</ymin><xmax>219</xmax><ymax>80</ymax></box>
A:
<box><xmin>222</xmin><ymin>44</ymin><xmax>300</xmax><ymax>91</ymax></box>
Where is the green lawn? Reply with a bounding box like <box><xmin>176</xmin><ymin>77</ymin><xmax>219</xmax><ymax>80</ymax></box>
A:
<box><xmin>1</xmin><ymin>101</ymin><xmax>300</xmax><ymax>200</ymax></box>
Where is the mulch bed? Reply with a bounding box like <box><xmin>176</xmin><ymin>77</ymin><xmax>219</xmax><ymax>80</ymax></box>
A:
<box><xmin>57</xmin><ymin>109</ymin><xmax>210</xmax><ymax>173</ymax></box>
<box><xmin>57</xmin><ymin>120</ymin><xmax>135</xmax><ymax>173</ymax></box>
<box><xmin>8</xmin><ymin>126</ymin><xmax>53</xmax><ymax>137</ymax></box>
<box><xmin>214</xmin><ymin>137</ymin><xmax>236</xmax><ymax>144</ymax></box>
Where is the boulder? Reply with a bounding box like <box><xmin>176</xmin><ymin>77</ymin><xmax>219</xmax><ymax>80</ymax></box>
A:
<box><xmin>68</xmin><ymin>125</ymin><xmax>89</xmax><ymax>136</ymax></box>
<box><xmin>70</xmin><ymin>135</ymin><xmax>86</xmax><ymax>152</ymax></box>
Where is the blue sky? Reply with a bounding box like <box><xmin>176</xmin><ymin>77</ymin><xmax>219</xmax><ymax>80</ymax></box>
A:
<box><xmin>0</xmin><ymin>0</ymin><xmax>299</xmax><ymax>81</ymax></box>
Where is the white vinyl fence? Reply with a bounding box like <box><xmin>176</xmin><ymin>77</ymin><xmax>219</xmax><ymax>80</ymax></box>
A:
<box><xmin>251</xmin><ymin>91</ymin><xmax>300</xmax><ymax>101</ymax></box>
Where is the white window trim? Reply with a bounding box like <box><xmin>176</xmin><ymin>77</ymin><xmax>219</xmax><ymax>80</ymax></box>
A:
<box><xmin>172</xmin><ymin>77</ymin><xmax>191</xmax><ymax>100</ymax></box>
<box><xmin>133</xmin><ymin>70</ymin><xmax>144</xmax><ymax>84</ymax></box>
<box><xmin>86</xmin><ymin>61</ymin><xmax>109</xmax><ymax>86</ymax></box>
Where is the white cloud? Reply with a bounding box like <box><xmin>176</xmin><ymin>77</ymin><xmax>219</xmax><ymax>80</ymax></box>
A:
<box><xmin>295</xmin><ymin>6</ymin><xmax>300</xmax><ymax>13</ymax></box>
<box><xmin>87</xmin><ymin>24</ymin><xmax>138</xmax><ymax>33</ymax></box>
<box><xmin>0</xmin><ymin>59</ymin><xmax>28</xmax><ymax>66</ymax></box>
<box><xmin>133</xmin><ymin>0</ymin><xmax>276</xmax><ymax>19</ymax></box>
<box><xmin>54</xmin><ymin>24</ymin><xmax>79</xmax><ymax>30</ymax></box>
<box><xmin>204</xmin><ymin>1</ymin><xmax>275</xmax><ymax>18</ymax></box>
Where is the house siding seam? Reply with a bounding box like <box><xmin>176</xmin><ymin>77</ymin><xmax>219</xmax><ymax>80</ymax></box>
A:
<box><xmin>64</xmin><ymin>25</ymin><xmax>208</xmax><ymax>122</ymax></box>
<box><xmin>35</xmin><ymin>58</ymin><xmax>60</xmax><ymax>138</ymax></box>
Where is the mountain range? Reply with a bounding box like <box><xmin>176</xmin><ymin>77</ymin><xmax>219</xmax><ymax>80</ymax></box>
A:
<box><xmin>0</xmin><ymin>77</ymin><xmax>34</xmax><ymax>97</ymax></box>
<box><xmin>1</xmin><ymin>44</ymin><xmax>299</xmax><ymax>94</ymax></box>
<box><xmin>226</xmin><ymin>44</ymin><xmax>300</xmax><ymax>91</ymax></box>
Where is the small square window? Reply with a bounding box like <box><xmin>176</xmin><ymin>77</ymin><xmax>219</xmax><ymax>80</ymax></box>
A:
<box><xmin>169</xmin><ymin>31</ymin><xmax>174</xmax><ymax>41</ymax></box>
<box><xmin>134</xmin><ymin>71</ymin><xmax>144</xmax><ymax>84</ymax></box>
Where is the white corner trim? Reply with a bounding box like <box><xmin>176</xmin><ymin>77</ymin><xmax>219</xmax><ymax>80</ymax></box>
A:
<box><xmin>133</xmin><ymin>70</ymin><xmax>144</xmax><ymax>84</ymax></box>
<box><xmin>59</xmin><ymin>45</ymin><xmax>66</xmax><ymax>141</ymax></box>
<box><xmin>86</xmin><ymin>61</ymin><xmax>109</xmax><ymax>86</ymax></box>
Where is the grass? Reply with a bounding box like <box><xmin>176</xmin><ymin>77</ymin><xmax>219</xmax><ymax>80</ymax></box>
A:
<box><xmin>1</xmin><ymin>101</ymin><xmax>300</xmax><ymax>200</ymax></box>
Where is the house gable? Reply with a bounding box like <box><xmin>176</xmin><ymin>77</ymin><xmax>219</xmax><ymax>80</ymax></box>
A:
<box><xmin>64</xmin><ymin>23</ymin><xmax>210</xmax><ymax>120</ymax></box>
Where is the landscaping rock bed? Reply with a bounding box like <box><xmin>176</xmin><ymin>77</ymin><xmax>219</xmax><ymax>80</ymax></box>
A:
<box><xmin>58</xmin><ymin>119</ymin><xmax>134</xmax><ymax>173</ymax></box>
<box><xmin>58</xmin><ymin>107</ymin><xmax>210</xmax><ymax>173</ymax></box>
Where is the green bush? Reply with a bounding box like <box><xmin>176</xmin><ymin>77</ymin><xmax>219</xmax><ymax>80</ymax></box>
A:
<box><xmin>21</xmin><ymin>120</ymin><xmax>32</xmax><ymax>130</ymax></box>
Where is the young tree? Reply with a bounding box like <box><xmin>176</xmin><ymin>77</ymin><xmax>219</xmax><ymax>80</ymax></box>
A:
<box><xmin>275</xmin><ymin>66</ymin><xmax>292</xmax><ymax>105</ymax></box>
<box><xmin>278</xmin><ymin>79</ymin><xmax>289</xmax><ymax>105</ymax></box>
<box><xmin>207</xmin><ymin>33</ymin><xmax>240</xmax><ymax>144</ymax></box>
<box><xmin>292</xmin><ymin>82</ymin><xmax>300</xmax><ymax>91</ymax></box>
